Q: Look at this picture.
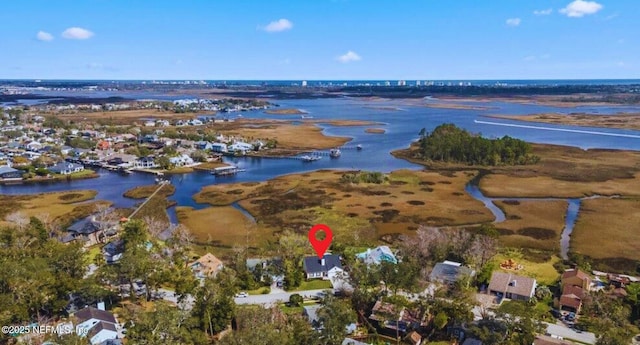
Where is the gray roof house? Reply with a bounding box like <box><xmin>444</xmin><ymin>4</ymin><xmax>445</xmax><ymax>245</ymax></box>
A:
<box><xmin>303</xmin><ymin>254</ymin><xmax>342</xmax><ymax>279</ymax></box>
<box><xmin>49</xmin><ymin>162</ymin><xmax>84</xmax><ymax>175</ymax></box>
<box><xmin>488</xmin><ymin>272</ymin><xmax>537</xmax><ymax>302</ymax></box>
<box><xmin>74</xmin><ymin>306</ymin><xmax>119</xmax><ymax>345</ymax></box>
<box><xmin>429</xmin><ymin>261</ymin><xmax>475</xmax><ymax>285</ymax></box>
<box><xmin>302</xmin><ymin>305</ymin><xmax>322</xmax><ymax>328</ymax></box>
<box><xmin>0</xmin><ymin>166</ymin><xmax>22</xmax><ymax>180</ymax></box>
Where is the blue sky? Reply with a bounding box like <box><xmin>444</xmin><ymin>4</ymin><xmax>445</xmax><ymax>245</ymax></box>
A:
<box><xmin>1</xmin><ymin>0</ymin><xmax>638</xmax><ymax>80</ymax></box>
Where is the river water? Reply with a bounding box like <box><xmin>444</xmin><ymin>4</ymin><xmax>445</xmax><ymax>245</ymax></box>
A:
<box><xmin>2</xmin><ymin>97</ymin><xmax>640</xmax><ymax>257</ymax></box>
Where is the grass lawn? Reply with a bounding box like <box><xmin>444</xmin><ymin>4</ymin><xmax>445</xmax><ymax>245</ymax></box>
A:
<box><xmin>247</xmin><ymin>287</ymin><xmax>270</xmax><ymax>295</ymax></box>
<box><xmin>491</xmin><ymin>251</ymin><xmax>561</xmax><ymax>286</ymax></box>
<box><xmin>293</xmin><ymin>279</ymin><xmax>333</xmax><ymax>291</ymax></box>
<box><xmin>84</xmin><ymin>245</ymin><xmax>102</xmax><ymax>265</ymax></box>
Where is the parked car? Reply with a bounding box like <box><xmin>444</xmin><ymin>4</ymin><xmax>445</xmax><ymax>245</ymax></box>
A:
<box><xmin>567</xmin><ymin>312</ymin><xmax>576</xmax><ymax>321</ymax></box>
<box><xmin>235</xmin><ymin>292</ymin><xmax>248</xmax><ymax>298</ymax></box>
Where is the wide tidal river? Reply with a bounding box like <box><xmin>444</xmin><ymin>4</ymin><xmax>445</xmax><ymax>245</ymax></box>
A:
<box><xmin>2</xmin><ymin>97</ymin><xmax>640</xmax><ymax>253</ymax></box>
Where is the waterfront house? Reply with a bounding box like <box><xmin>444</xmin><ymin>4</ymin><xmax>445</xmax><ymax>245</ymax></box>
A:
<box><xmin>356</xmin><ymin>246</ymin><xmax>398</xmax><ymax>265</ymax></box>
<box><xmin>196</xmin><ymin>141</ymin><xmax>212</xmax><ymax>150</ymax></box>
<box><xmin>169</xmin><ymin>154</ymin><xmax>194</xmax><ymax>167</ymax></box>
<box><xmin>228</xmin><ymin>142</ymin><xmax>253</xmax><ymax>154</ymax></box>
<box><xmin>73</xmin><ymin>305</ymin><xmax>119</xmax><ymax>345</ymax></box>
<box><xmin>303</xmin><ymin>254</ymin><xmax>342</xmax><ymax>280</ymax></box>
<box><xmin>488</xmin><ymin>272</ymin><xmax>536</xmax><ymax>302</ymax></box>
<box><xmin>210</xmin><ymin>142</ymin><xmax>228</xmax><ymax>153</ymax></box>
<box><xmin>189</xmin><ymin>253</ymin><xmax>224</xmax><ymax>279</ymax></box>
<box><xmin>133</xmin><ymin>157</ymin><xmax>158</xmax><ymax>169</ymax></box>
<box><xmin>561</xmin><ymin>269</ymin><xmax>591</xmax><ymax>291</ymax></box>
<box><xmin>49</xmin><ymin>162</ymin><xmax>84</xmax><ymax>175</ymax></box>
<box><xmin>429</xmin><ymin>261</ymin><xmax>475</xmax><ymax>285</ymax></box>
<box><xmin>144</xmin><ymin>120</ymin><xmax>156</xmax><ymax>127</ymax></box>
<box><xmin>0</xmin><ymin>166</ymin><xmax>22</xmax><ymax>180</ymax></box>
<box><xmin>49</xmin><ymin>162</ymin><xmax>85</xmax><ymax>175</ymax></box>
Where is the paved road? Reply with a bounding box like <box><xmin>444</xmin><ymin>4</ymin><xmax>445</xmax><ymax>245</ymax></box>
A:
<box><xmin>545</xmin><ymin>322</ymin><xmax>596</xmax><ymax>344</ymax></box>
<box><xmin>234</xmin><ymin>289</ymin><xmax>331</xmax><ymax>306</ymax></box>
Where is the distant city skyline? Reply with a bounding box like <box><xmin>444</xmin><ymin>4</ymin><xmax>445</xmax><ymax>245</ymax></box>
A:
<box><xmin>1</xmin><ymin>0</ymin><xmax>638</xmax><ymax>80</ymax></box>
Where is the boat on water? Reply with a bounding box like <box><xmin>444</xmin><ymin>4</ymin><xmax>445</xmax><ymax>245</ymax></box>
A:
<box><xmin>329</xmin><ymin>149</ymin><xmax>341</xmax><ymax>158</ymax></box>
<box><xmin>356</xmin><ymin>144</ymin><xmax>363</xmax><ymax>150</ymax></box>
<box><xmin>301</xmin><ymin>155</ymin><xmax>321</xmax><ymax>162</ymax></box>
<box><xmin>301</xmin><ymin>115</ymin><xmax>314</xmax><ymax>119</ymax></box>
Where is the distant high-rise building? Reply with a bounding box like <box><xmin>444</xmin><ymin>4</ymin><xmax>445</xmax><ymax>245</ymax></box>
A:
<box><xmin>415</xmin><ymin>80</ymin><xmax>421</xmax><ymax>86</ymax></box>
<box><xmin>301</xmin><ymin>80</ymin><xmax>307</xmax><ymax>87</ymax></box>
<box><xmin>384</xmin><ymin>81</ymin><xmax>391</xmax><ymax>86</ymax></box>
<box><xmin>397</xmin><ymin>80</ymin><xmax>406</xmax><ymax>86</ymax></box>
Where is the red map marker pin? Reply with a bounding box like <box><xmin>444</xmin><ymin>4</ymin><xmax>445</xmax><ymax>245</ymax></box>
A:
<box><xmin>308</xmin><ymin>224</ymin><xmax>333</xmax><ymax>258</ymax></box>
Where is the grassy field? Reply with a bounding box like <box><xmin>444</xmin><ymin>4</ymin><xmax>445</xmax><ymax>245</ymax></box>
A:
<box><xmin>123</xmin><ymin>184</ymin><xmax>176</xmax><ymax>199</ymax></box>
<box><xmin>494</xmin><ymin>200</ymin><xmax>568</xmax><ymax>251</ymax></box>
<box><xmin>0</xmin><ymin>190</ymin><xmax>108</xmax><ymax>228</ymax></box>
<box><xmin>480</xmin><ymin>173</ymin><xmax>640</xmax><ymax>198</ymax></box>
<box><xmin>487</xmin><ymin>112</ymin><xmax>640</xmax><ymax>131</ymax></box>
<box><xmin>190</xmin><ymin>169</ymin><xmax>493</xmax><ymax>248</ymax></box>
<box><xmin>364</xmin><ymin>128</ymin><xmax>386</xmax><ymax>134</ymax></box>
<box><xmin>124</xmin><ymin>184</ymin><xmax>176</xmax><ymax>223</ymax></box>
<box><xmin>175</xmin><ymin>205</ymin><xmax>257</xmax><ymax>249</ymax></box>
<box><xmin>572</xmin><ymin>197</ymin><xmax>640</xmax><ymax>270</ymax></box>
<box><xmin>393</xmin><ymin>142</ymin><xmax>640</xmax><ymax>270</ymax></box>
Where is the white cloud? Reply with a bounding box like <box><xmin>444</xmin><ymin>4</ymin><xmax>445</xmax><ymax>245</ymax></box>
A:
<box><xmin>559</xmin><ymin>0</ymin><xmax>603</xmax><ymax>17</ymax></box>
<box><xmin>36</xmin><ymin>31</ymin><xmax>54</xmax><ymax>41</ymax></box>
<box><xmin>261</xmin><ymin>19</ymin><xmax>293</xmax><ymax>33</ymax></box>
<box><xmin>533</xmin><ymin>8</ymin><xmax>553</xmax><ymax>15</ymax></box>
<box><xmin>506</xmin><ymin>18</ymin><xmax>521</xmax><ymax>26</ymax></box>
<box><xmin>86</xmin><ymin>62</ymin><xmax>103</xmax><ymax>69</ymax></box>
<box><xmin>336</xmin><ymin>51</ymin><xmax>361</xmax><ymax>63</ymax></box>
<box><xmin>524</xmin><ymin>54</ymin><xmax>551</xmax><ymax>61</ymax></box>
<box><xmin>62</xmin><ymin>27</ymin><xmax>94</xmax><ymax>40</ymax></box>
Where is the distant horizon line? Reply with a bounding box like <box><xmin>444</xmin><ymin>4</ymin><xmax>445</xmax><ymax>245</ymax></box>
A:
<box><xmin>2</xmin><ymin>78</ymin><xmax>640</xmax><ymax>82</ymax></box>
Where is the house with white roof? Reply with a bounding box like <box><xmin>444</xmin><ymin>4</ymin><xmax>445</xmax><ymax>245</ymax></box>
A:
<box><xmin>169</xmin><ymin>154</ymin><xmax>194</xmax><ymax>167</ymax></box>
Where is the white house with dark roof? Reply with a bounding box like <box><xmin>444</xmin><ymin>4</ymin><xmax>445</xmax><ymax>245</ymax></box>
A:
<box><xmin>303</xmin><ymin>254</ymin><xmax>342</xmax><ymax>280</ymax></box>
<box><xmin>73</xmin><ymin>306</ymin><xmax>119</xmax><ymax>345</ymax></box>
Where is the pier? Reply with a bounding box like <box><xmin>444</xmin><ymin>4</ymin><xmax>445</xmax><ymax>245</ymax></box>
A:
<box><xmin>212</xmin><ymin>166</ymin><xmax>245</xmax><ymax>176</ymax></box>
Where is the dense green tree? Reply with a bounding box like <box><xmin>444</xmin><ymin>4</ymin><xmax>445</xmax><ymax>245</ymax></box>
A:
<box><xmin>416</xmin><ymin>124</ymin><xmax>539</xmax><ymax>166</ymax></box>
<box><xmin>191</xmin><ymin>275</ymin><xmax>236</xmax><ymax>337</ymax></box>
<box><xmin>317</xmin><ymin>295</ymin><xmax>356</xmax><ymax>345</ymax></box>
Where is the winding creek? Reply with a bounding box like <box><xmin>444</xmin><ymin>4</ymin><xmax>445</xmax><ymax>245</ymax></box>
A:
<box><xmin>2</xmin><ymin>97</ymin><xmax>640</xmax><ymax>259</ymax></box>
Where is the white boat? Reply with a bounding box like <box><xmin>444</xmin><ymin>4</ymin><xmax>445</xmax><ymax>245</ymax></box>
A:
<box><xmin>301</xmin><ymin>155</ymin><xmax>321</xmax><ymax>162</ymax></box>
<box><xmin>329</xmin><ymin>149</ymin><xmax>341</xmax><ymax>158</ymax></box>
<box><xmin>356</xmin><ymin>144</ymin><xmax>363</xmax><ymax>150</ymax></box>
<box><xmin>301</xmin><ymin>115</ymin><xmax>314</xmax><ymax>119</ymax></box>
